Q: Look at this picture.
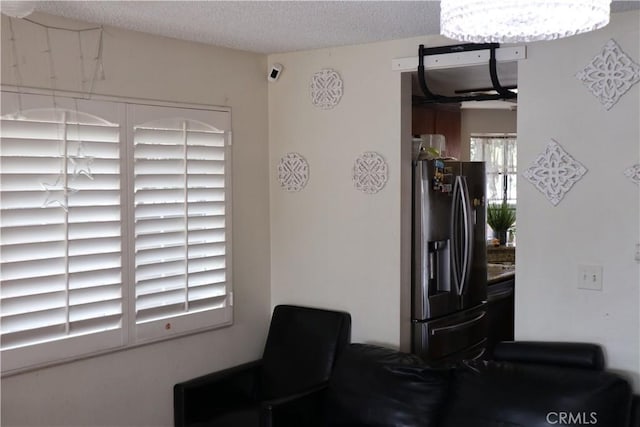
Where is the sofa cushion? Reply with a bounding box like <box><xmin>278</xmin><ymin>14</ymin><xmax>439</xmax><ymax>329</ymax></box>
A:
<box><xmin>493</xmin><ymin>341</ymin><xmax>605</xmax><ymax>370</ymax></box>
<box><xmin>439</xmin><ymin>360</ymin><xmax>633</xmax><ymax>427</ymax></box>
<box><xmin>325</xmin><ymin>344</ymin><xmax>450</xmax><ymax>427</ymax></box>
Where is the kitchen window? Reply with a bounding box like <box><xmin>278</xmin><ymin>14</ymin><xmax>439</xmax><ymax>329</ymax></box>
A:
<box><xmin>0</xmin><ymin>91</ymin><xmax>233</xmax><ymax>374</ymax></box>
<box><xmin>470</xmin><ymin>134</ymin><xmax>517</xmax><ymax>206</ymax></box>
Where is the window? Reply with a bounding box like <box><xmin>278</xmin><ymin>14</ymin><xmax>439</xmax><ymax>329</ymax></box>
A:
<box><xmin>131</xmin><ymin>105</ymin><xmax>231</xmax><ymax>342</ymax></box>
<box><xmin>470</xmin><ymin>135</ymin><xmax>517</xmax><ymax>205</ymax></box>
<box><xmin>1</xmin><ymin>92</ymin><xmax>233</xmax><ymax>373</ymax></box>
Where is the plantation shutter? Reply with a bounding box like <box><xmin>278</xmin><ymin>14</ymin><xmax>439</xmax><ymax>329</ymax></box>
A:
<box><xmin>0</xmin><ymin>93</ymin><xmax>125</xmax><ymax>371</ymax></box>
<box><xmin>131</xmin><ymin>105</ymin><xmax>232</xmax><ymax>342</ymax></box>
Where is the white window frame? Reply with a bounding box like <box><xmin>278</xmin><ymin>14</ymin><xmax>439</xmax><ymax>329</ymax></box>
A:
<box><xmin>1</xmin><ymin>87</ymin><xmax>233</xmax><ymax>375</ymax></box>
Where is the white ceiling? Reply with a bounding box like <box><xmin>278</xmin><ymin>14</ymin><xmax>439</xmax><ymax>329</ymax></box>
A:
<box><xmin>28</xmin><ymin>1</ymin><xmax>640</xmax><ymax>55</ymax></box>
<box><xmin>31</xmin><ymin>1</ymin><xmax>441</xmax><ymax>54</ymax></box>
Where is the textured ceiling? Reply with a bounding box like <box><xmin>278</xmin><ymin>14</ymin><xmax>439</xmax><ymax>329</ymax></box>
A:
<box><xmin>23</xmin><ymin>1</ymin><xmax>640</xmax><ymax>54</ymax></box>
<box><xmin>26</xmin><ymin>1</ymin><xmax>640</xmax><ymax>54</ymax></box>
<box><xmin>31</xmin><ymin>1</ymin><xmax>442</xmax><ymax>54</ymax></box>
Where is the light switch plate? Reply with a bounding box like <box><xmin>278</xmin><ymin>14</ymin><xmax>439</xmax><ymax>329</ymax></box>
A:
<box><xmin>578</xmin><ymin>265</ymin><xmax>603</xmax><ymax>291</ymax></box>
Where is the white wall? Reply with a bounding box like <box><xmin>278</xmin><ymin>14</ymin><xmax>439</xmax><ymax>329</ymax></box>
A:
<box><xmin>516</xmin><ymin>11</ymin><xmax>640</xmax><ymax>389</ymax></box>
<box><xmin>269</xmin><ymin>11</ymin><xmax>640</xmax><ymax>391</ymax></box>
<box><xmin>268</xmin><ymin>35</ymin><xmax>450</xmax><ymax>348</ymax></box>
<box><xmin>1</xmin><ymin>13</ymin><xmax>271</xmax><ymax>426</ymax></box>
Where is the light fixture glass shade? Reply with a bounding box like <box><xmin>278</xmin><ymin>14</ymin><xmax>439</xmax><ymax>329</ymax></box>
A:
<box><xmin>440</xmin><ymin>0</ymin><xmax>611</xmax><ymax>43</ymax></box>
<box><xmin>0</xmin><ymin>1</ymin><xmax>35</xmax><ymax>18</ymax></box>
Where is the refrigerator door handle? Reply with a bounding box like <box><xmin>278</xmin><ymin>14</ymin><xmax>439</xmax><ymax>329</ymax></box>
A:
<box><xmin>460</xmin><ymin>176</ymin><xmax>474</xmax><ymax>297</ymax></box>
<box><xmin>451</xmin><ymin>176</ymin><xmax>474</xmax><ymax>297</ymax></box>
<box><xmin>416</xmin><ymin>161</ymin><xmax>430</xmax><ymax>316</ymax></box>
<box><xmin>451</xmin><ymin>178</ymin><xmax>461</xmax><ymax>296</ymax></box>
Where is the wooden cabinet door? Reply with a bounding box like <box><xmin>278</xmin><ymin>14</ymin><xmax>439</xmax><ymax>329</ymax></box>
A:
<box><xmin>412</xmin><ymin>105</ymin><xmax>461</xmax><ymax>159</ymax></box>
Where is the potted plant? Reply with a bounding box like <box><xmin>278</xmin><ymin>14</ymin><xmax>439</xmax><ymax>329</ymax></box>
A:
<box><xmin>487</xmin><ymin>203</ymin><xmax>516</xmax><ymax>246</ymax></box>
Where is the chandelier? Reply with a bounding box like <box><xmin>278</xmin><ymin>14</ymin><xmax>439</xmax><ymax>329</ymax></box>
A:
<box><xmin>1</xmin><ymin>1</ymin><xmax>35</xmax><ymax>18</ymax></box>
<box><xmin>440</xmin><ymin>0</ymin><xmax>612</xmax><ymax>43</ymax></box>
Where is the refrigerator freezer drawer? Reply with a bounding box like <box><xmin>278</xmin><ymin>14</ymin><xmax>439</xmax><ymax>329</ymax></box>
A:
<box><xmin>412</xmin><ymin>303</ymin><xmax>488</xmax><ymax>363</ymax></box>
<box><xmin>445</xmin><ymin>338</ymin><xmax>487</xmax><ymax>364</ymax></box>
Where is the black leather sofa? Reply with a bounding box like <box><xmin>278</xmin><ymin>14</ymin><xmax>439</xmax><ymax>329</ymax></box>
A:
<box><xmin>176</xmin><ymin>338</ymin><xmax>639</xmax><ymax>426</ymax></box>
<box><xmin>323</xmin><ymin>342</ymin><xmax>638</xmax><ymax>427</ymax></box>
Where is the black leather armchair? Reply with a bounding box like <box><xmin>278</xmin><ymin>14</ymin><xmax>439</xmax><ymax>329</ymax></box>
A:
<box><xmin>173</xmin><ymin>305</ymin><xmax>351</xmax><ymax>427</ymax></box>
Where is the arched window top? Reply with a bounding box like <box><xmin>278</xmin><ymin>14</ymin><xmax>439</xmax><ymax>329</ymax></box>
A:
<box><xmin>2</xmin><ymin>108</ymin><xmax>117</xmax><ymax>127</ymax></box>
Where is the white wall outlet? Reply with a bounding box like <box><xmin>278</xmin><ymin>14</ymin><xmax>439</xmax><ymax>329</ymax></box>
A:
<box><xmin>578</xmin><ymin>265</ymin><xmax>603</xmax><ymax>291</ymax></box>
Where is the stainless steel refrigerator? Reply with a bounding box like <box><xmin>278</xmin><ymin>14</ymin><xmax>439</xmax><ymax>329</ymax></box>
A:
<box><xmin>412</xmin><ymin>156</ymin><xmax>488</xmax><ymax>364</ymax></box>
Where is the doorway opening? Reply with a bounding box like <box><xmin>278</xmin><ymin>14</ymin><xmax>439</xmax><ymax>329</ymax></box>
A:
<box><xmin>400</xmin><ymin>53</ymin><xmax>519</xmax><ymax>358</ymax></box>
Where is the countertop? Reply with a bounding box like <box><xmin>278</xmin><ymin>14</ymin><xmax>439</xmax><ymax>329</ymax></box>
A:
<box><xmin>487</xmin><ymin>245</ymin><xmax>516</xmax><ymax>264</ymax></box>
<box><xmin>487</xmin><ymin>263</ymin><xmax>515</xmax><ymax>285</ymax></box>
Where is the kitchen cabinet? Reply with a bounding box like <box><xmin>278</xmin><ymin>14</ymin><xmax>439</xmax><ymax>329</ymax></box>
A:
<box><xmin>412</xmin><ymin>104</ymin><xmax>461</xmax><ymax>159</ymax></box>
<box><xmin>485</xmin><ymin>275</ymin><xmax>515</xmax><ymax>358</ymax></box>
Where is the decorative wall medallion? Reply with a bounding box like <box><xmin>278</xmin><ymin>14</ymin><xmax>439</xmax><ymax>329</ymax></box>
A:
<box><xmin>522</xmin><ymin>140</ymin><xmax>587</xmax><ymax>206</ymax></box>
<box><xmin>310</xmin><ymin>69</ymin><xmax>343</xmax><ymax>109</ymax></box>
<box><xmin>576</xmin><ymin>39</ymin><xmax>640</xmax><ymax>110</ymax></box>
<box><xmin>277</xmin><ymin>152</ymin><xmax>309</xmax><ymax>192</ymax></box>
<box><xmin>624</xmin><ymin>164</ymin><xmax>640</xmax><ymax>184</ymax></box>
<box><xmin>353</xmin><ymin>151</ymin><xmax>388</xmax><ymax>194</ymax></box>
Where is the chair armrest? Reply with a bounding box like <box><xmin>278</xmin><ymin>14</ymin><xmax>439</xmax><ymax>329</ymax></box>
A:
<box><xmin>174</xmin><ymin>359</ymin><xmax>263</xmax><ymax>427</ymax></box>
<box><xmin>260</xmin><ymin>382</ymin><xmax>328</xmax><ymax>427</ymax></box>
<box><xmin>493</xmin><ymin>341</ymin><xmax>605</xmax><ymax>370</ymax></box>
